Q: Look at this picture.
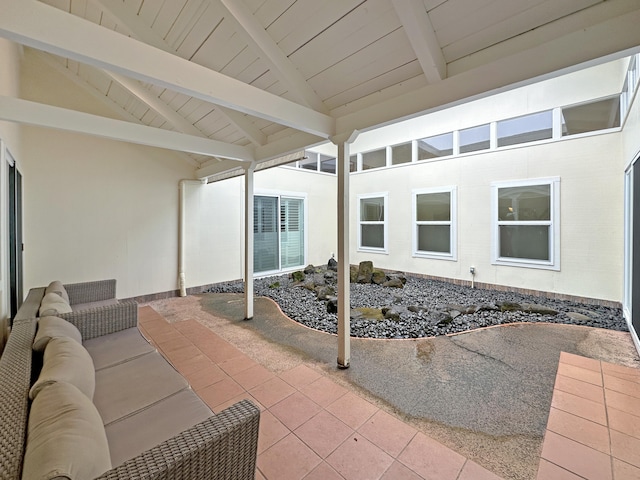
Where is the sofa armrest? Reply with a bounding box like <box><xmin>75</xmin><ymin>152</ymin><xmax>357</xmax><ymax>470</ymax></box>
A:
<box><xmin>13</xmin><ymin>288</ymin><xmax>45</xmax><ymax>322</ymax></box>
<box><xmin>95</xmin><ymin>399</ymin><xmax>260</xmax><ymax>480</ymax></box>
<box><xmin>59</xmin><ymin>301</ymin><xmax>138</xmax><ymax>341</ymax></box>
<box><xmin>65</xmin><ymin>280</ymin><xmax>117</xmax><ymax>305</ymax></box>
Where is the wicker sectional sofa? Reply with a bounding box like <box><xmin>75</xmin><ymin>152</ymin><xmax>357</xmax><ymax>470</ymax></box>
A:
<box><xmin>0</xmin><ymin>279</ymin><xmax>260</xmax><ymax>480</ymax></box>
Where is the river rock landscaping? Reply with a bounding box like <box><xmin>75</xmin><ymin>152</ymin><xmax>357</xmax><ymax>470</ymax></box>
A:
<box><xmin>207</xmin><ymin>261</ymin><xmax>628</xmax><ymax>339</ymax></box>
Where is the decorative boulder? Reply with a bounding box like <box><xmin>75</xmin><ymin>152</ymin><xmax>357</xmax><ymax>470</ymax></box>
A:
<box><xmin>371</xmin><ymin>269</ymin><xmax>387</xmax><ymax>285</ymax></box>
<box><xmin>350</xmin><ymin>266</ymin><xmax>359</xmax><ymax>283</ymax></box>
<box><xmin>327</xmin><ymin>257</ymin><xmax>338</xmax><ymax>271</ymax></box>
<box><xmin>326</xmin><ymin>297</ymin><xmax>338</xmax><ymax>313</ymax></box>
<box><xmin>291</xmin><ymin>270</ymin><xmax>305</xmax><ymax>283</ymax></box>
<box><xmin>304</xmin><ymin>264</ymin><xmax>316</xmax><ymax>274</ymax></box>
<box><xmin>382</xmin><ymin>278</ymin><xmax>404</xmax><ymax>288</ymax></box>
<box><xmin>316</xmin><ymin>286</ymin><xmax>335</xmax><ymax>301</ymax></box>
<box><xmin>357</xmin><ymin>261</ymin><xmax>374</xmax><ymax>284</ymax></box>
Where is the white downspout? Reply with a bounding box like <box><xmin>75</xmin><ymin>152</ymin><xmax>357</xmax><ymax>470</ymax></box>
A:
<box><xmin>179</xmin><ymin>178</ymin><xmax>208</xmax><ymax>297</ymax></box>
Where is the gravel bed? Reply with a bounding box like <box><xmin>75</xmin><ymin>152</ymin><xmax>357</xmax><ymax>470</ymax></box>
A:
<box><xmin>207</xmin><ymin>273</ymin><xmax>628</xmax><ymax>339</ymax></box>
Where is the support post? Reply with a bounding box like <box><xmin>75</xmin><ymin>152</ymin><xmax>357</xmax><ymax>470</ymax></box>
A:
<box><xmin>333</xmin><ymin>131</ymin><xmax>359</xmax><ymax>369</ymax></box>
<box><xmin>244</xmin><ymin>162</ymin><xmax>256</xmax><ymax>320</ymax></box>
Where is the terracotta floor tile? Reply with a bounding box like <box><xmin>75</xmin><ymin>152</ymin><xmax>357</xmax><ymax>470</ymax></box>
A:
<box><xmin>249</xmin><ymin>377</ymin><xmax>297</xmax><ymax>408</ymax></box>
<box><xmin>326</xmin><ymin>434</ymin><xmax>394</xmax><ymax>480</ymax></box>
<box><xmin>232</xmin><ymin>364</ymin><xmax>275</xmax><ymax>390</ymax></box>
<box><xmin>300</xmin><ymin>376</ymin><xmax>348</xmax><ymax>407</ymax></box>
<box><xmin>257</xmin><ymin>410</ymin><xmax>290</xmax><ymax>454</ymax></box>
<box><xmin>163</xmin><ymin>345</ymin><xmax>203</xmax><ymax>365</ymax></box>
<box><xmin>138</xmin><ymin>306</ymin><xmax>164</xmax><ymax>323</ymax></box>
<box><xmin>149</xmin><ymin>328</ymin><xmax>182</xmax><ymax>346</ymax></box>
<box><xmin>326</xmin><ymin>392</ymin><xmax>379</xmax><ymax>430</ymax></box>
<box><xmin>536</xmin><ymin>459</ymin><xmax>585</xmax><ymax>480</ymax></box>
<box><xmin>398</xmin><ymin>432</ymin><xmax>465</xmax><ymax>480</ymax></box>
<box><xmin>551</xmin><ymin>389</ymin><xmax>608</xmax><ymax>425</ymax></box>
<box><xmin>613</xmin><ymin>458</ymin><xmax>640</xmax><ymax>480</ymax></box>
<box><xmin>196</xmin><ymin>377</ymin><xmax>245</xmax><ymax>410</ymax></box>
<box><xmin>173</xmin><ymin>319</ymin><xmax>208</xmax><ymax>335</ymax></box>
<box><xmin>380</xmin><ymin>461</ymin><xmax>422</xmax><ymax>480</ymax></box>
<box><xmin>172</xmin><ymin>353</ymin><xmax>214</xmax><ymax>376</ymax></box>
<box><xmin>279</xmin><ymin>364</ymin><xmax>323</xmax><ymax>389</ymax></box>
<box><xmin>555</xmin><ymin>374</ymin><xmax>605</xmax><ymax>404</ymax></box>
<box><xmin>602</xmin><ymin>362</ymin><xmax>640</xmax><ymax>383</ymax></box>
<box><xmin>610</xmin><ymin>429</ymin><xmax>640</xmax><ymax>468</ymax></box>
<box><xmin>200</xmin><ymin>341</ymin><xmax>245</xmax><ymax>364</ymax></box>
<box><xmin>218</xmin><ymin>354</ymin><xmax>259</xmax><ymax>376</ymax></box>
<box><xmin>560</xmin><ymin>352</ymin><xmax>602</xmax><ymax>372</ymax></box>
<box><xmin>303</xmin><ymin>461</ymin><xmax>345</xmax><ymax>480</ymax></box>
<box><xmin>458</xmin><ymin>460</ymin><xmax>503</xmax><ymax>480</ymax></box>
<box><xmin>269</xmin><ymin>392</ymin><xmax>322</xmax><ymax>430</ymax></box>
<box><xmin>358</xmin><ymin>409</ymin><xmax>417</xmax><ymax>457</ymax></box>
<box><xmin>546</xmin><ymin>407</ymin><xmax>610</xmax><ymax>454</ymax></box>
<box><xmin>258</xmin><ymin>433</ymin><xmax>321</xmax><ymax>480</ymax></box>
<box><xmin>608</xmin><ymin>407</ymin><xmax>640</xmax><ymax>440</ymax></box>
<box><xmin>295</xmin><ymin>410</ymin><xmax>354</xmax><ymax>459</ymax></box>
<box><xmin>605</xmin><ymin>389</ymin><xmax>640</xmax><ymax>417</ymax></box>
<box><xmin>604</xmin><ymin>374</ymin><xmax>640</xmax><ymax>399</ymax></box>
<box><xmin>540</xmin><ymin>431</ymin><xmax>612</xmax><ymax>480</ymax></box>
<box><xmin>255</xmin><ymin>469</ymin><xmax>266</xmax><ymax>480</ymax></box>
<box><xmin>557</xmin><ymin>362</ymin><xmax>603</xmax><ymax>387</ymax></box>
<box><xmin>214</xmin><ymin>392</ymin><xmax>264</xmax><ymax>414</ymax></box>
<box><xmin>185</xmin><ymin>364</ymin><xmax>227</xmax><ymax>390</ymax></box>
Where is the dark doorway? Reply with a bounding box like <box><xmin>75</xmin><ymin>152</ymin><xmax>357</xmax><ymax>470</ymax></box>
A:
<box><xmin>8</xmin><ymin>153</ymin><xmax>23</xmax><ymax>321</ymax></box>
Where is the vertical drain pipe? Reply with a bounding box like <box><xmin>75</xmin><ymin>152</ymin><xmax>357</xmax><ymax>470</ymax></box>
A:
<box><xmin>179</xmin><ymin>178</ymin><xmax>208</xmax><ymax>296</ymax></box>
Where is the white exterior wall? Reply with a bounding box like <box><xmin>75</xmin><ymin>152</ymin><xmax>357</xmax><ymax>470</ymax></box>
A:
<box><xmin>0</xmin><ymin>39</ymin><xmax>23</xmax><ymax>322</ymax></box>
<box><xmin>349</xmin><ymin>133</ymin><xmax>623</xmax><ymax>302</ymax></box>
<box><xmin>182</xmin><ymin>167</ymin><xmax>337</xmax><ymax>288</ymax></box>
<box><xmin>20</xmin><ymin>49</ymin><xmax>194</xmax><ymax>299</ymax></box>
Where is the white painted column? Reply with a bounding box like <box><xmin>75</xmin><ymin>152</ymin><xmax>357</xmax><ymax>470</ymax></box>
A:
<box><xmin>334</xmin><ymin>131</ymin><xmax>359</xmax><ymax>369</ymax></box>
<box><xmin>244</xmin><ymin>162</ymin><xmax>256</xmax><ymax>320</ymax></box>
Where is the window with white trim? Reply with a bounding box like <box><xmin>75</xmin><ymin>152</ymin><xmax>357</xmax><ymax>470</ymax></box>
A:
<box><xmin>491</xmin><ymin>178</ymin><xmax>560</xmax><ymax>270</ymax></box>
<box><xmin>254</xmin><ymin>194</ymin><xmax>305</xmax><ymax>274</ymax></box>
<box><xmin>413</xmin><ymin>187</ymin><xmax>456</xmax><ymax>260</ymax></box>
<box><xmin>358</xmin><ymin>193</ymin><xmax>388</xmax><ymax>252</ymax></box>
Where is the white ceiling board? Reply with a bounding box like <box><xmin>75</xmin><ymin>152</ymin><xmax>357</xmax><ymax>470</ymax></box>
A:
<box><xmin>165</xmin><ymin>0</ymin><xmax>210</xmax><ymax>51</ymax></box>
<box><xmin>252</xmin><ymin>0</ymin><xmax>297</xmax><ymax>29</ymax></box>
<box><xmin>290</xmin><ymin>0</ymin><xmax>401</xmax><ymax>80</ymax></box>
<box><xmin>308</xmin><ymin>28</ymin><xmax>416</xmax><ymax>100</ymax></box>
<box><xmin>174</xmin><ymin>3</ymin><xmax>224</xmax><ymax>59</ymax></box>
<box><xmin>138</xmin><ymin>0</ymin><xmax>164</xmax><ymax>27</ymax></box>
<box><xmin>151</xmin><ymin>0</ymin><xmax>188</xmax><ymax>39</ymax></box>
<box><xmin>70</xmin><ymin>0</ymin><xmax>88</xmax><ymax>16</ymax></box>
<box><xmin>189</xmin><ymin>16</ymin><xmax>245</xmax><ymax>70</ymax></box>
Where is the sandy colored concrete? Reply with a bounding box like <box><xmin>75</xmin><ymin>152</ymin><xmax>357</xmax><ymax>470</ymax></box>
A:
<box><xmin>148</xmin><ymin>293</ymin><xmax>640</xmax><ymax>480</ymax></box>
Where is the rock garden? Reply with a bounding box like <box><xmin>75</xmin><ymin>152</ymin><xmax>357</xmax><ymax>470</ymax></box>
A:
<box><xmin>208</xmin><ymin>259</ymin><xmax>628</xmax><ymax>339</ymax></box>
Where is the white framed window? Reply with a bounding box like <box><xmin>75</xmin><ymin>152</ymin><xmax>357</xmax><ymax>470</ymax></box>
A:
<box><xmin>412</xmin><ymin>187</ymin><xmax>457</xmax><ymax>260</ymax></box>
<box><xmin>358</xmin><ymin>193</ymin><xmax>388</xmax><ymax>253</ymax></box>
<box><xmin>491</xmin><ymin>177</ymin><xmax>560</xmax><ymax>270</ymax></box>
<box><xmin>254</xmin><ymin>193</ymin><xmax>306</xmax><ymax>274</ymax></box>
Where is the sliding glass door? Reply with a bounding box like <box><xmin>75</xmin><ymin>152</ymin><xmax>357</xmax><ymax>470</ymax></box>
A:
<box><xmin>254</xmin><ymin>195</ymin><xmax>305</xmax><ymax>274</ymax></box>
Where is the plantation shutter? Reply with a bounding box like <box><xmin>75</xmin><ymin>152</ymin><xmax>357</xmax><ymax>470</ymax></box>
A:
<box><xmin>280</xmin><ymin>197</ymin><xmax>304</xmax><ymax>269</ymax></box>
<box><xmin>254</xmin><ymin>196</ymin><xmax>279</xmax><ymax>272</ymax></box>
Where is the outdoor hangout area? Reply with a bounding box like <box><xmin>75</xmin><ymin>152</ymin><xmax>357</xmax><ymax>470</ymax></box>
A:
<box><xmin>2</xmin><ymin>1</ymin><xmax>640</xmax><ymax>479</ymax></box>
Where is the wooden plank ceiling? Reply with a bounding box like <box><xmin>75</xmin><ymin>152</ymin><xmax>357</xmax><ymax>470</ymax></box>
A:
<box><xmin>7</xmin><ymin>0</ymin><xmax>640</xmax><ymax>177</ymax></box>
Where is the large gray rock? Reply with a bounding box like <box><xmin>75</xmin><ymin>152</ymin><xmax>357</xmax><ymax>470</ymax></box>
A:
<box><xmin>357</xmin><ymin>261</ymin><xmax>374</xmax><ymax>284</ymax></box>
<box><xmin>350</xmin><ymin>266</ymin><xmax>359</xmax><ymax>283</ymax></box>
<box><xmin>304</xmin><ymin>264</ymin><xmax>316</xmax><ymax>274</ymax></box>
<box><xmin>327</xmin><ymin>257</ymin><xmax>338</xmax><ymax>271</ymax></box>
<box><xmin>371</xmin><ymin>269</ymin><xmax>387</xmax><ymax>285</ymax></box>
<box><xmin>521</xmin><ymin>303</ymin><xmax>559</xmax><ymax>316</ymax></box>
<box><xmin>326</xmin><ymin>297</ymin><xmax>338</xmax><ymax>313</ymax></box>
<box><xmin>316</xmin><ymin>285</ymin><xmax>335</xmax><ymax>301</ymax></box>
<box><xmin>382</xmin><ymin>278</ymin><xmax>404</xmax><ymax>288</ymax></box>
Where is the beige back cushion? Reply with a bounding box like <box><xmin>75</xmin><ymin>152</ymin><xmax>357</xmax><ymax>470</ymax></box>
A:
<box><xmin>39</xmin><ymin>292</ymin><xmax>72</xmax><ymax>317</ymax></box>
<box><xmin>33</xmin><ymin>316</ymin><xmax>82</xmax><ymax>352</ymax></box>
<box><xmin>22</xmin><ymin>382</ymin><xmax>111</xmax><ymax>480</ymax></box>
<box><xmin>45</xmin><ymin>280</ymin><xmax>70</xmax><ymax>304</ymax></box>
<box><xmin>30</xmin><ymin>337</ymin><xmax>95</xmax><ymax>400</ymax></box>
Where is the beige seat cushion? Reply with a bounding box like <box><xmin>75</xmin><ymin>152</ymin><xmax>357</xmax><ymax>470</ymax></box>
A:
<box><xmin>33</xmin><ymin>316</ymin><xmax>83</xmax><ymax>352</ymax></box>
<box><xmin>45</xmin><ymin>280</ymin><xmax>70</xmax><ymax>304</ymax></box>
<box><xmin>105</xmin><ymin>389</ymin><xmax>213</xmax><ymax>467</ymax></box>
<box><xmin>94</xmin><ymin>351</ymin><xmax>189</xmax><ymax>425</ymax></box>
<box><xmin>39</xmin><ymin>292</ymin><xmax>72</xmax><ymax>317</ymax></box>
<box><xmin>22</xmin><ymin>382</ymin><xmax>111</xmax><ymax>480</ymax></box>
<box><xmin>30</xmin><ymin>337</ymin><xmax>95</xmax><ymax>400</ymax></box>
<box><xmin>84</xmin><ymin>327</ymin><xmax>156</xmax><ymax>371</ymax></box>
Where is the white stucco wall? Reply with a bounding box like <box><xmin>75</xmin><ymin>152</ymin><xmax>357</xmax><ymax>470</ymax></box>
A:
<box><xmin>19</xmin><ymin>49</ymin><xmax>194</xmax><ymax>299</ymax></box>
<box><xmin>0</xmin><ymin>39</ymin><xmax>23</xmax><ymax>321</ymax></box>
<box><xmin>182</xmin><ymin>166</ymin><xmax>337</xmax><ymax>289</ymax></box>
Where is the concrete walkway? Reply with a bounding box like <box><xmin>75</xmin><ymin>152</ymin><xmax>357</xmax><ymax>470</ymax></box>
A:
<box><xmin>149</xmin><ymin>293</ymin><xmax>640</xmax><ymax>480</ymax></box>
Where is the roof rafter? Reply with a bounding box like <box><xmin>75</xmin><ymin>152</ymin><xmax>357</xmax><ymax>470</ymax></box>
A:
<box><xmin>91</xmin><ymin>0</ymin><xmax>267</xmax><ymax>146</ymax></box>
<box><xmin>0</xmin><ymin>96</ymin><xmax>254</xmax><ymax>161</ymax></box>
<box><xmin>391</xmin><ymin>0</ymin><xmax>446</xmax><ymax>83</ymax></box>
<box><xmin>0</xmin><ymin>0</ymin><xmax>334</xmax><ymax>138</ymax></box>
<box><xmin>218</xmin><ymin>0</ymin><xmax>328</xmax><ymax>114</ymax></box>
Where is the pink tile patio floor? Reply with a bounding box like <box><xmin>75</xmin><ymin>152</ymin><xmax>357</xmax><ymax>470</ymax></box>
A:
<box><xmin>138</xmin><ymin>305</ymin><xmax>640</xmax><ymax>480</ymax></box>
